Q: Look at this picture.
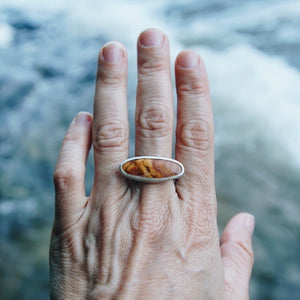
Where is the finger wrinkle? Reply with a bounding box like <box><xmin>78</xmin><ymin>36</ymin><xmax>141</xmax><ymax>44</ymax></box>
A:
<box><xmin>177</xmin><ymin>119</ymin><xmax>213</xmax><ymax>152</ymax></box>
<box><xmin>221</xmin><ymin>240</ymin><xmax>254</xmax><ymax>264</ymax></box>
<box><xmin>93</xmin><ymin>121</ymin><xmax>129</xmax><ymax>151</ymax></box>
<box><xmin>96</xmin><ymin>68</ymin><xmax>126</xmax><ymax>87</ymax></box>
<box><xmin>54</xmin><ymin>163</ymin><xmax>84</xmax><ymax>192</ymax></box>
<box><xmin>176</xmin><ymin>58</ymin><xmax>209</xmax><ymax>99</ymax></box>
<box><xmin>138</xmin><ymin>59</ymin><xmax>170</xmax><ymax>77</ymax></box>
<box><xmin>137</xmin><ymin>107</ymin><xmax>173</xmax><ymax>135</ymax></box>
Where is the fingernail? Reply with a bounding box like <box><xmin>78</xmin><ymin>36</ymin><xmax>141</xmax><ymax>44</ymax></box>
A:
<box><xmin>177</xmin><ymin>51</ymin><xmax>199</xmax><ymax>69</ymax></box>
<box><xmin>245</xmin><ymin>214</ymin><xmax>255</xmax><ymax>235</ymax></box>
<box><xmin>75</xmin><ymin>112</ymin><xmax>92</xmax><ymax>124</ymax></box>
<box><xmin>139</xmin><ymin>28</ymin><xmax>163</xmax><ymax>47</ymax></box>
<box><xmin>102</xmin><ymin>42</ymin><xmax>124</xmax><ymax>62</ymax></box>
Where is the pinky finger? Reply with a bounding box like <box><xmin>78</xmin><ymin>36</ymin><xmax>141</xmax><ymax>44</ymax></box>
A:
<box><xmin>53</xmin><ymin>112</ymin><xmax>92</xmax><ymax>222</ymax></box>
<box><xmin>220</xmin><ymin>213</ymin><xmax>255</xmax><ymax>300</ymax></box>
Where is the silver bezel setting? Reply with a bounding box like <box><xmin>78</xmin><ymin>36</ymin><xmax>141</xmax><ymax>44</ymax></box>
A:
<box><xmin>119</xmin><ymin>156</ymin><xmax>185</xmax><ymax>183</ymax></box>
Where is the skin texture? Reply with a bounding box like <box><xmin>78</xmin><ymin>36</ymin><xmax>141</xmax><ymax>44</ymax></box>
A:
<box><xmin>49</xmin><ymin>29</ymin><xmax>255</xmax><ymax>300</ymax></box>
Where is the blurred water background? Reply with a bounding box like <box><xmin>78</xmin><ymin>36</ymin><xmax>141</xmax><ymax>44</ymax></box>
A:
<box><xmin>0</xmin><ymin>0</ymin><xmax>300</xmax><ymax>299</ymax></box>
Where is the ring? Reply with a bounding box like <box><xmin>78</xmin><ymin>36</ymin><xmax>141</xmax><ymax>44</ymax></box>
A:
<box><xmin>119</xmin><ymin>156</ymin><xmax>184</xmax><ymax>183</ymax></box>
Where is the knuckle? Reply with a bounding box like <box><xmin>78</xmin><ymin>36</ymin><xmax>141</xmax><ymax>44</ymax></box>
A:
<box><xmin>236</xmin><ymin>240</ymin><xmax>255</xmax><ymax>265</ymax></box>
<box><xmin>139</xmin><ymin>58</ymin><xmax>168</xmax><ymax>76</ymax></box>
<box><xmin>97</xmin><ymin>72</ymin><xmax>123</xmax><ymax>86</ymax></box>
<box><xmin>93</xmin><ymin>121</ymin><xmax>128</xmax><ymax>151</ymax></box>
<box><xmin>137</xmin><ymin>104</ymin><xmax>173</xmax><ymax>138</ymax></box>
<box><xmin>63</xmin><ymin>129</ymin><xmax>82</xmax><ymax>145</ymax></box>
<box><xmin>177</xmin><ymin>77</ymin><xmax>210</xmax><ymax>99</ymax></box>
<box><xmin>226</xmin><ymin>240</ymin><xmax>255</xmax><ymax>266</ymax></box>
<box><xmin>178</xmin><ymin>119</ymin><xmax>213</xmax><ymax>152</ymax></box>
<box><xmin>53</xmin><ymin>163</ymin><xmax>80</xmax><ymax>192</ymax></box>
<box><xmin>96</xmin><ymin>59</ymin><xmax>124</xmax><ymax>87</ymax></box>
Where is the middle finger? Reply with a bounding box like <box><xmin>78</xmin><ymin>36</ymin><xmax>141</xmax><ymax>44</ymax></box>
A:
<box><xmin>135</xmin><ymin>29</ymin><xmax>174</xmax><ymax>157</ymax></box>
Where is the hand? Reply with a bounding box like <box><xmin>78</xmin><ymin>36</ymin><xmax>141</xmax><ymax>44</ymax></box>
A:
<box><xmin>50</xmin><ymin>28</ymin><xmax>255</xmax><ymax>300</ymax></box>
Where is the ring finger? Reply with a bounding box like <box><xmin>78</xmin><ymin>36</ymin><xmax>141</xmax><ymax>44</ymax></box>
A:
<box><xmin>93</xmin><ymin>42</ymin><xmax>129</xmax><ymax>183</ymax></box>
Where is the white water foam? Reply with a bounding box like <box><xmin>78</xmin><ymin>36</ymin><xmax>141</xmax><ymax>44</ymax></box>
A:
<box><xmin>199</xmin><ymin>44</ymin><xmax>300</xmax><ymax>166</ymax></box>
<box><xmin>0</xmin><ymin>22</ymin><xmax>14</xmax><ymax>48</ymax></box>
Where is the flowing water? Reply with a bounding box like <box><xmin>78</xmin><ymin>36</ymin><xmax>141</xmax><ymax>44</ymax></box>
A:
<box><xmin>0</xmin><ymin>0</ymin><xmax>300</xmax><ymax>299</ymax></box>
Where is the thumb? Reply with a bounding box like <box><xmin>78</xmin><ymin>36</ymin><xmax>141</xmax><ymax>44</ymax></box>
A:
<box><xmin>221</xmin><ymin>213</ymin><xmax>255</xmax><ymax>300</ymax></box>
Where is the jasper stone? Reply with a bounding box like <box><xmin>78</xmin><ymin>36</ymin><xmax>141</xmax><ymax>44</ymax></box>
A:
<box><xmin>120</xmin><ymin>157</ymin><xmax>184</xmax><ymax>183</ymax></box>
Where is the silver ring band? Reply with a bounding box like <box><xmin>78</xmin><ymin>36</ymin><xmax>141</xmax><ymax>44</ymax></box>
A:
<box><xmin>119</xmin><ymin>156</ymin><xmax>184</xmax><ymax>183</ymax></box>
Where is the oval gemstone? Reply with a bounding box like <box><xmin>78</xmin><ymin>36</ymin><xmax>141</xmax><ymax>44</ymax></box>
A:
<box><xmin>120</xmin><ymin>157</ymin><xmax>184</xmax><ymax>183</ymax></box>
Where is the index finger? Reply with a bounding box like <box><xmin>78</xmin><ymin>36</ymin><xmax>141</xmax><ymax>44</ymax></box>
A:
<box><xmin>93</xmin><ymin>42</ymin><xmax>129</xmax><ymax>183</ymax></box>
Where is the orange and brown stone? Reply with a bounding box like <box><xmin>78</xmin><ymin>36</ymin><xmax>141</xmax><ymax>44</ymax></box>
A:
<box><xmin>122</xmin><ymin>158</ymin><xmax>182</xmax><ymax>179</ymax></box>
